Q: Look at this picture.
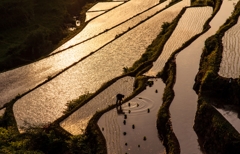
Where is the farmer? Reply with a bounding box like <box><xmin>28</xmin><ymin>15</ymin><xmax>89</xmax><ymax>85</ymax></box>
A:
<box><xmin>116</xmin><ymin>93</ymin><xmax>124</xmax><ymax>106</ymax></box>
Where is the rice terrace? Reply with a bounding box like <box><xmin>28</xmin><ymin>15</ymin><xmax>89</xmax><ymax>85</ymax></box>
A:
<box><xmin>0</xmin><ymin>0</ymin><xmax>240</xmax><ymax>153</ymax></box>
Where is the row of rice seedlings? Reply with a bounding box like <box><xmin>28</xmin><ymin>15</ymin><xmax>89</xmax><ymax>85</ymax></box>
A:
<box><xmin>146</xmin><ymin>6</ymin><xmax>212</xmax><ymax>76</ymax></box>
<box><xmin>219</xmin><ymin>17</ymin><xmax>240</xmax><ymax>78</ymax></box>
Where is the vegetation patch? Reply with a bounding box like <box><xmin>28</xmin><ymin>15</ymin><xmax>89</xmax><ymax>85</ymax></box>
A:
<box><xmin>63</xmin><ymin>92</ymin><xmax>92</xmax><ymax>114</ymax></box>
<box><xmin>194</xmin><ymin>97</ymin><xmax>240</xmax><ymax>154</ymax></box>
<box><xmin>156</xmin><ymin>57</ymin><xmax>180</xmax><ymax>154</ymax></box>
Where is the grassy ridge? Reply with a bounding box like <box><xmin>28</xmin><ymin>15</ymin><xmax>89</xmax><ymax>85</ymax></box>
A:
<box><xmin>157</xmin><ymin>58</ymin><xmax>180</xmax><ymax>154</ymax></box>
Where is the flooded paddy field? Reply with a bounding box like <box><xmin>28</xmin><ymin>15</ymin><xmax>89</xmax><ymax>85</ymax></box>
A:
<box><xmin>88</xmin><ymin>2</ymin><xmax>124</xmax><ymax>11</ymax></box>
<box><xmin>146</xmin><ymin>6</ymin><xmax>212</xmax><ymax>76</ymax></box>
<box><xmin>13</xmin><ymin>0</ymin><xmax>188</xmax><ymax>130</ymax></box>
<box><xmin>60</xmin><ymin>77</ymin><xmax>134</xmax><ymax>135</ymax></box>
<box><xmin>98</xmin><ymin>79</ymin><xmax>166</xmax><ymax>154</ymax></box>
<box><xmin>53</xmin><ymin>0</ymin><xmax>160</xmax><ymax>52</ymax></box>
<box><xmin>85</xmin><ymin>2</ymin><xmax>124</xmax><ymax>22</ymax></box>
<box><xmin>85</xmin><ymin>11</ymin><xmax>105</xmax><ymax>22</ymax></box>
<box><xmin>0</xmin><ymin>0</ymin><xmax>170</xmax><ymax>108</ymax></box>
<box><xmin>1</xmin><ymin>0</ymin><xmax>240</xmax><ymax>153</ymax></box>
<box><xmin>219</xmin><ymin>17</ymin><xmax>240</xmax><ymax>78</ymax></box>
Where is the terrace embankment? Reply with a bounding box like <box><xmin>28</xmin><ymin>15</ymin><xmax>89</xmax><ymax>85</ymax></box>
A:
<box><xmin>157</xmin><ymin>57</ymin><xmax>179</xmax><ymax>154</ymax></box>
<box><xmin>193</xmin><ymin>1</ymin><xmax>240</xmax><ymax>153</ymax></box>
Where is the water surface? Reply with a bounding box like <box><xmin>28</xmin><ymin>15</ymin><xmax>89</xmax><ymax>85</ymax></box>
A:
<box><xmin>0</xmin><ymin>0</ymin><xmax>170</xmax><ymax>108</ymax></box>
<box><xmin>61</xmin><ymin>77</ymin><xmax>135</xmax><ymax>135</ymax></box>
<box><xmin>85</xmin><ymin>11</ymin><xmax>105</xmax><ymax>22</ymax></box>
<box><xmin>53</xmin><ymin>0</ymin><xmax>160</xmax><ymax>52</ymax></box>
<box><xmin>146</xmin><ymin>6</ymin><xmax>211</xmax><ymax>76</ymax></box>
<box><xmin>88</xmin><ymin>2</ymin><xmax>123</xmax><ymax>11</ymax></box>
<box><xmin>169</xmin><ymin>1</ymin><xmax>238</xmax><ymax>153</ymax></box>
<box><xmin>98</xmin><ymin>79</ymin><xmax>166</xmax><ymax>154</ymax></box>
<box><xmin>13</xmin><ymin>0</ymin><xmax>186</xmax><ymax>130</ymax></box>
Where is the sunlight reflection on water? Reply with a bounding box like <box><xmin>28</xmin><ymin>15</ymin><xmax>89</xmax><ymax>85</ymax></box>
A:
<box><xmin>61</xmin><ymin>77</ymin><xmax>135</xmax><ymax>135</ymax></box>
<box><xmin>13</xmin><ymin>0</ymin><xmax>184</xmax><ymax>130</ymax></box>
<box><xmin>98</xmin><ymin>79</ymin><xmax>166</xmax><ymax>154</ymax></box>
<box><xmin>0</xmin><ymin>0</ymin><xmax>170</xmax><ymax>108</ymax></box>
<box><xmin>169</xmin><ymin>1</ymin><xmax>238</xmax><ymax>153</ymax></box>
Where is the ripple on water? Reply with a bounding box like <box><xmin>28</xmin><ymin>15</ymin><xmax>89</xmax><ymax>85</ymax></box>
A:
<box><xmin>121</xmin><ymin>96</ymin><xmax>157</xmax><ymax>116</ymax></box>
<box><xmin>98</xmin><ymin>79</ymin><xmax>166</xmax><ymax>154</ymax></box>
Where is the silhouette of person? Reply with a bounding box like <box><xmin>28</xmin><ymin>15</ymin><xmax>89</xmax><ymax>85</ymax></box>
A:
<box><xmin>116</xmin><ymin>93</ymin><xmax>124</xmax><ymax>106</ymax></box>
